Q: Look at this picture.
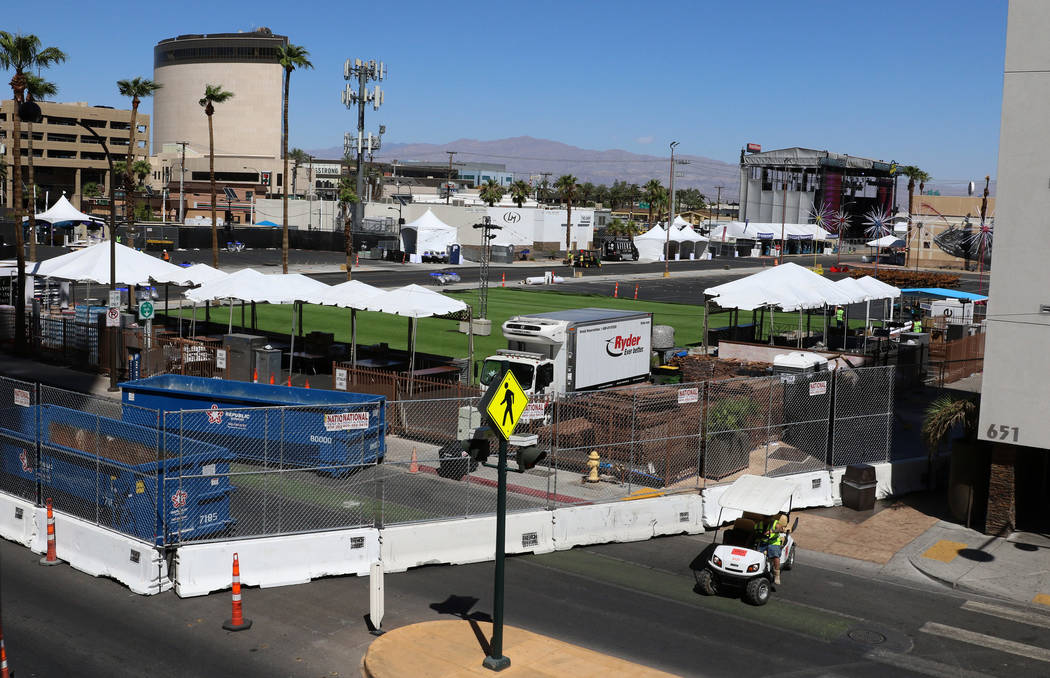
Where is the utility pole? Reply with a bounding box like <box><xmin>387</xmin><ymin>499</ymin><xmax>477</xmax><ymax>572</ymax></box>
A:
<box><xmin>663</xmin><ymin>141</ymin><xmax>679</xmax><ymax>278</ymax></box>
<box><xmin>176</xmin><ymin>141</ymin><xmax>188</xmax><ymax>224</ymax></box>
<box><xmin>445</xmin><ymin>150</ymin><xmax>457</xmax><ymax>204</ymax></box>
<box><xmin>713</xmin><ymin>185</ymin><xmax>724</xmax><ymax>227</ymax></box>
<box><xmin>539</xmin><ymin>172</ymin><xmax>552</xmax><ymax>204</ymax></box>
<box><xmin>342</xmin><ymin>58</ymin><xmax>385</xmax><ymax>280</ymax></box>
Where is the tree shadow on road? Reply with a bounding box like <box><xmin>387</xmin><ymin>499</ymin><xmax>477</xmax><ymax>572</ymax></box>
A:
<box><xmin>429</xmin><ymin>595</ymin><xmax>494</xmax><ymax>655</ymax></box>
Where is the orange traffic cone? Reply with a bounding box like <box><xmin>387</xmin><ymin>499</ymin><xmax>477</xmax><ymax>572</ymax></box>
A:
<box><xmin>253</xmin><ymin>368</ymin><xmax>258</xmax><ymax>383</ymax></box>
<box><xmin>304</xmin><ymin>378</ymin><xmax>310</xmax><ymax>389</ymax></box>
<box><xmin>286</xmin><ymin>375</ymin><xmax>292</xmax><ymax>387</ymax></box>
<box><xmin>614</xmin><ymin>281</ymin><xmax>619</xmax><ymax>298</ymax></box>
<box><xmin>223</xmin><ymin>553</ymin><xmax>252</xmax><ymax>631</ymax></box>
<box><xmin>409</xmin><ymin>447</ymin><xmax>418</xmax><ymax>473</ymax></box>
<box><xmin>40</xmin><ymin>497</ymin><xmax>61</xmax><ymax>566</ymax></box>
<box><xmin>634</xmin><ymin>284</ymin><xmax>639</xmax><ymax>300</ymax></box>
<box><xmin>355</xmin><ymin>253</ymin><xmax>360</xmax><ymax>266</ymax></box>
<box><xmin>269</xmin><ymin>374</ymin><xmax>275</xmax><ymax>385</ymax></box>
<box><xmin>1</xmin><ymin>621</ymin><xmax>10</xmax><ymax>678</ymax></box>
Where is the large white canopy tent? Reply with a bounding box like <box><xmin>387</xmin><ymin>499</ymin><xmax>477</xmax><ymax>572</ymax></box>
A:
<box><xmin>400</xmin><ymin>209</ymin><xmax>458</xmax><ymax>256</ymax></box>
<box><xmin>704</xmin><ymin>262</ymin><xmax>866</xmax><ymax>349</ymax></box>
<box><xmin>634</xmin><ymin>225</ymin><xmax>668</xmax><ymax>262</ymax></box>
<box><xmin>834</xmin><ymin>276</ymin><xmax>903</xmax><ymax>350</ymax></box>
<box><xmin>673</xmin><ymin>223</ymin><xmax>709</xmax><ymax>259</ymax></box>
<box><xmin>317</xmin><ymin>279</ymin><xmax>387</xmax><ymax>368</ymax></box>
<box><xmin>36</xmin><ymin>241</ymin><xmax>186</xmax><ymax>286</ymax></box>
<box><xmin>23</xmin><ymin>195</ymin><xmax>105</xmax><ymax>228</ymax></box>
<box><xmin>363</xmin><ymin>284</ymin><xmax>471</xmax><ymax>392</ymax></box>
<box><xmin>709</xmin><ymin>221</ymin><xmax>835</xmax><ymax>245</ymax></box>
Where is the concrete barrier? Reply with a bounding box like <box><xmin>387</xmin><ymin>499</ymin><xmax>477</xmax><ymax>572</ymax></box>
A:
<box><xmin>382</xmin><ymin>511</ymin><xmax>554</xmax><ymax>574</ymax></box>
<box><xmin>32</xmin><ymin>507</ymin><xmax>170</xmax><ymax>595</ymax></box>
<box><xmin>0</xmin><ymin>493</ymin><xmax>38</xmax><ymax>547</ymax></box>
<box><xmin>701</xmin><ymin>472</ymin><xmax>836</xmax><ymax>528</ymax></box>
<box><xmin>174</xmin><ymin>527</ymin><xmax>379</xmax><ymax>597</ymax></box>
<box><xmin>552</xmin><ymin>494</ymin><xmax>703</xmax><ymax>549</ymax></box>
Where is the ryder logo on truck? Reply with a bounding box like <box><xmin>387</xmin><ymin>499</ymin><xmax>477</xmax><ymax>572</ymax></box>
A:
<box><xmin>606</xmin><ymin>333</ymin><xmax>645</xmax><ymax>357</ymax></box>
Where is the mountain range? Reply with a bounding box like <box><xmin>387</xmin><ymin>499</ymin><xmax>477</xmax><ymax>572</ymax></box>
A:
<box><xmin>305</xmin><ymin>136</ymin><xmax>987</xmax><ymax>201</ymax></box>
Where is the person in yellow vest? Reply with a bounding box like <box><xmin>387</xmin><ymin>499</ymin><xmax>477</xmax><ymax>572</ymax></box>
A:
<box><xmin>755</xmin><ymin>514</ymin><xmax>789</xmax><ymax>584</ymax></box>
<box><xmin>835</xmin><ymin>306</ymin><xmax>844</xmax><ymax>328</ymax></box>
<box><xmin>912</xmin><ymin>313</ymin><xmax>923</xmax><ymax>333</ymax></box>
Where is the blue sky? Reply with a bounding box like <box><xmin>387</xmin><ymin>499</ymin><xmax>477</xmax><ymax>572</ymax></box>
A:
<box><xmin>4</xmin><ymin>0</ymin><xmax>1006</xmax><ymax>182</ymax></box>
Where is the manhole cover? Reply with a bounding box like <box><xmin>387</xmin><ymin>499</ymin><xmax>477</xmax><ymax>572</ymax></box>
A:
<box><xmin>848</xmin><ymin>629</ymin><xmax>887</xmax><ymax>645</ymax></box>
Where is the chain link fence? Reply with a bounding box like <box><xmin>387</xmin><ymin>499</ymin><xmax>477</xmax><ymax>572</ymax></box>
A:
<box><xmin>0</xmin><ymin>365</ymin><xmax>900</xmax><ymax>546</ymax></box>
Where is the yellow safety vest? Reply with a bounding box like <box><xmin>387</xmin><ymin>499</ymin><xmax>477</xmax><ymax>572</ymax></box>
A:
<box><xmin>757</xmin><ymin>519</ymin><xmax>784</xmax><ymax>546</ymax></box>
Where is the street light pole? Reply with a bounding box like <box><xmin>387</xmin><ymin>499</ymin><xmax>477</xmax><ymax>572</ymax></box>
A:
<box><xmin>176</xmin><ymin>141</ymin><xmax>188</xmax><ymax>224</ymax></box>
<box><xmin>663</xmin><ymin>141</ymin><xmax>678</xmax><ymax>278</ymax></box>
<box><xmin>78</xmin><ymin>121</ymin><xmax>119</xmax><ymax>392</ymax></box>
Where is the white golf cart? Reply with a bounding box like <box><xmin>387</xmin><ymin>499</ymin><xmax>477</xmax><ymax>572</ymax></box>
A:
<box><xmin>694</xmin><ymin>474</ymin><xmax>799</xmax><ymax>606</ymax></box>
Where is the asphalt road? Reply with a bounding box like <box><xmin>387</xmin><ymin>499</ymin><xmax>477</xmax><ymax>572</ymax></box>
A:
<box><xmin>4</xmin><ymin>531</ymin><xmax>1048</xmax><ymax>677</ymax></box>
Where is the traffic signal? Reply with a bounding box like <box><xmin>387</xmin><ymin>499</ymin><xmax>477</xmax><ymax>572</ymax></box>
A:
<box><xmin>514</xmin><ymin>444</ymin><xmax>547</xmax><ymax>472</ymax></box>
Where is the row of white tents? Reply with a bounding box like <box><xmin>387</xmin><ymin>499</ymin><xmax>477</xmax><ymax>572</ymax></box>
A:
<box><xmin>634</xmin><ymin>217</ymin><xmax>709</xmax><ymax>261</ymax></box>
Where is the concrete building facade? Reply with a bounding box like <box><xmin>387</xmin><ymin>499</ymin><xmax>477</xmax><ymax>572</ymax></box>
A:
<box><xmin>1</xmin><ymin>100</ymin><xmax>148</xmax><ymax>212</ymax></box>
<box><xmin>152</xmin><ymin>29</ymin><xmax>285</xmax><ymax>161</ymax></box>
<box><xmin>977</xmin><ymin>0</ymin><xmax>1050</xmax><ymax>533</ymax></box>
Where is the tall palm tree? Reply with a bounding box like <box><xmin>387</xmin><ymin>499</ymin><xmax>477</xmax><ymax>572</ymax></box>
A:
<box><xmin>24</xmin><ymin>74</ymin><xmax>57</xmax><ymax>257</ymax></box>
<box><xmin>288</xmin><ymin>147</ymin><xmax>309</xmax><ymax>199</ymax></box>
<box><xmin>117</xmin><ymin>77</ymin><xmax>162</xmax><ymax>234</ymax></box>
<box><xmin>337</xmin><ymin>174</ymin><xmax>359</xmax><ymax>280</ymax></box>
<box><xmin>0</xmin><ymin>31</ymin><xmax>66</xmax><ymax>354</ymax></box>
<box><xmin>277</xmin><ymin>43</ymin><xmax>313</xmax><ymax>274</ymax></box>
<box><xmin>643</xmin><ymin>179</ymin><xmax>666</xmax><ymax>227</ymax></box>
<box><xmin>922</xmin><ymin>394</ymin><xmax>978</xmax><ymax>490</ymax></box>
<box><xmin>480</xmin><ymin>178</ymin><xmax>504</xmax><ymax>206</ymax></box>
<box><xmin>199</xmin><ymin>84</ymin><xmax>234</xmax><ymax>268</ymax></box>
<box><xmin>555</xmin><ymin>174</ymin><xmax>578</xmax><ymax>252</ymax></box>
<box><xmin>509</xmin><ymin>179</ymin><xmax>530</xmax><ymax>208</ymax></box>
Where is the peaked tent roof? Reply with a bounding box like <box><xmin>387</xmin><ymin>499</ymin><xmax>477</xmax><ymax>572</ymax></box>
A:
<box><xmin>364</xmin><ymin>283</ymin><xmax>468</xmax><ymax>318</ymax></box>
<box><xmin>403</xmin><ymin>208</ymin><xmax>456</xmax><ymax>232</ymax></box>
<box><xmin>866</xmin><ymin>234</ymin><xmax>905</xmax><ymax>247</ymax></box>
<box><xmin>704</xmin><ymin>262</ymin><xmax>861</xmax><ymax>311</ymax></box>
<box><xmin>39</xmin><ymin>242</ymin><xmax>186</xmax><ymax>285</ymax></box>
<box><xmin>634</xmin><ymin>224</ymin><xmax>666</xmax><ymax>241</ymax></box>
<box><xmin>855</xmin><ymin>276</ymin><xmax>901</xmax><ymax>299</ymax></box>
<box><xmin>23</xmin><ymin>195</ymin><xmax>102</xmax><ymax>225</ymax></box>
<box><xmin>674</xmin><ymin>224</ymin><xmax>708</xmax><ymax>242</ymax></box>
<box><xmin>154</xmin><ymin>263</ymin><xmax>229</xmax><ymax>287</ymax></box>
<box><xmin>185</xmin><ymin>269</ymin><xmax>331</xmax><ymax>304</ymax></box>
<box><xmin>318</xmin><ymin>279</ymin><xmax>386</xmax><ymax>309</ymax></box>
<box><xmin>833</xmin><ymin>276</ymin><xmax>877</xmax><ymax>302</ymax></box>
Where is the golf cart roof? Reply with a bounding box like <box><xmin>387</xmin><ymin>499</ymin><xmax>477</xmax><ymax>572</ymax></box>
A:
<box><xmin>718</xmin><ymin>474</ymin><xmax>799</xmax><ymax>515</ymax></box>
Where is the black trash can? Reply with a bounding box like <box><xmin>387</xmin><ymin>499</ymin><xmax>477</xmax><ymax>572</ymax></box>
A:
<box><xmin>437</xmin><ymin>441</ymin><xmax>477</xmax><ymax>480</ymax></box>
<box><xmin>841</xmin><ymin>463</ymin><xmax>877</xmax><ymax>511</ymax></box>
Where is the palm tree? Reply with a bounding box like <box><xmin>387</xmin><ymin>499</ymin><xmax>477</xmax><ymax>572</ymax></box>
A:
<box><xmin>555</xmin><ymin>174</ymin><xmax>578</xmax><ymax>252</ymax></box>
<box><xmin>922</xmin><ymin>394</ymin><xmax>979</xmax><ymax>490</ymax></box>
<box><xmin>25</xmin><ymin>74</ymin><xmax>57</xmax><ymax>258</ymax></box>
<box><xmin>480</xmin><ymin>179</ymin><xmax>504</xmax><ymax>206</ymax></box>
<box><xmin>289</xmin><ymin>147</ymin><xmax>309</xmax><ymax>199</ymax></box>
<box><xmin>117</xmin><ymin>77</ymin><xmax>161</xmax><ymax>235</ymax></box>
<box><xmin>337</xmin><ymin>175</ymin><xmax>359</xmax><ymax>280</ymax></box>
<box><xmin>0</xmin><ymin>31</ymin><xmax>66</xmax><ymax>354</ymax></box>
<box><xmin>199</xmin><ymin>84</ymin><xmax>234</xmax><ymax>268</ymax></box>
<box><xmin>509</xmin><ymin>179</ymin><xmax>530</xmax><ymax>208</ymax></box>
<box><xmin>132</xmin><ymin>159</ymin><xmax>151</xmax><ymax>186</ymax></box>
<box><xmin>643</xmin><ymin>179</ymin><xmax>666</xmax><ymax>227</ymax></box>
<box><xmin>277</xmin><ymin>43</ymin><xmax>313</xmax><ymax>274</ymax></box>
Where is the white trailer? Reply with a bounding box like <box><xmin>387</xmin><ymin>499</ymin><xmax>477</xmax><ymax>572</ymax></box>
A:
<box><xmin>480</xmin><ymin>308</ymin><xmax>653</xmax><ymax>396</ymax></box>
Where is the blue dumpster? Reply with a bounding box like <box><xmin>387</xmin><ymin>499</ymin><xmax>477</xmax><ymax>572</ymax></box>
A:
<box><xmin>0</xmin><ymin>404</ymin><xmax>234</xmax><ymax>545</ymax></box>
<box><xmin>119</xmin><ymin>375</ymin><xmax>386</xmax><ymax>475</ymax></box>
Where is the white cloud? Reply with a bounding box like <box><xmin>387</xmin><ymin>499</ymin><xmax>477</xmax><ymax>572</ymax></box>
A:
<box><xmin>635</xmin><ymin>136</ymin><xmax>654</xmax><ymax>144</ymax></box>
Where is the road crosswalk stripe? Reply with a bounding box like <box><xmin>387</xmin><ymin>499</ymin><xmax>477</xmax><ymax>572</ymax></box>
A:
<box><xmin>962</xmin><ymin>600</ymin><xmax>1050</xmax><ymax>630</ymax></box>
<box><xmin>920</xmin><ymin>621</ymin><xmax>1050</xmax><ymax>663</ymax></box>
<box><xmin>864</xmin><ymin>648</ymin><xmax>995</xmax><ymax>678</ymax></box>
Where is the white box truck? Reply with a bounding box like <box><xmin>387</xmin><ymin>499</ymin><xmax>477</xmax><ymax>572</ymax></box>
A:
<box><xmin>479</xmin><ymin>308</ymin><xmax>653</xmax><ymax>397</ymax></box>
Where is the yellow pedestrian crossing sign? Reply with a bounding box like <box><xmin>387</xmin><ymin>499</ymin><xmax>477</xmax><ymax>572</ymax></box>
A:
<box><xmin>482</xmin><ymin>369</ymin><xmax>529</xmax><ymax>440</ymax></box>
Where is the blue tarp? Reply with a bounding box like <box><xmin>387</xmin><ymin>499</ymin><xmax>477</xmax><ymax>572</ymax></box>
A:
<box><xmin>255</xmin><ymin>220</ymin><xmax>279</xmax><ymax>227</ymax></box>
<box><xmin>901</xmin><ymin>288</ymin><xmax>988</xmax><ymax>302</ymax></box>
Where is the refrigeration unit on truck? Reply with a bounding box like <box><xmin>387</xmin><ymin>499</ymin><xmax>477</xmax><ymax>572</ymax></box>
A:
<box><xmin>479</xmin><ymin>308</ymin><xmax>653</xmax><ymax>397</ymax></box>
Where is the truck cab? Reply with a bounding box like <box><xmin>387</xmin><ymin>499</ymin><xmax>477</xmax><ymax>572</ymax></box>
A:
<box><xmin>479</xmin><ymin>350</ymin><xmax>556</xmax><ymax>397</ymax></box>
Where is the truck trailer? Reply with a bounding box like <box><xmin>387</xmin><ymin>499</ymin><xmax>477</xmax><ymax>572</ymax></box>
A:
<box><xmin>480</xmin><ymin>308</ymin><xmax>653</xmax><ymax>396</ymax></box>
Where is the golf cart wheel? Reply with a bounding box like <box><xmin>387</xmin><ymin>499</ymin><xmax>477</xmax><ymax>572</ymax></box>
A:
<box><xmin>782</xmin><ymin>545</ymin><xmax>795</xmax><ymax>571</ymax></box>
<box><xmin>744</xmin><ymin>577</ymin><xmax>771</xmax><ymax>606</ymax></box>
<box><xmin>695</xmin><ymin>568</ymin><xmax>718</xmax><ymax>596</ymax></box>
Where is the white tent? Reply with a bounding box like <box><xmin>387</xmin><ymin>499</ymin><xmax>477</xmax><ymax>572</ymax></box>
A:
<box><xmin>705</xmin><ymin>262</ymin><xmax>861</xmax><ymax>312</ymax></box>
<box><xmin>866</xmin><ymin>234</ymin><xmax>905</xmax><ymax>248</ymax></box>
<box><xmin>39</xmin><ymin>242</ymin><xmax>185</xmax><ymax>286</ymax></box>
<box><xmin>154</xmin><ymin>263</ymin><xmax>228</xmax><ymax>287</ymax></box>
<box><xmin>186</xmin><ymin>269</ymin><xmax>329</xmax><ymax>305</ymax></box>
<box><xmin>674</xmin><ymin>224</ymin><xmax>709</xmax><ymax>259</ymax></box>
<box><xmin>713</xmin><ymin>221</ymin><xmax>834</xmax><ymax>242</ymax></box>
<box><xmin>832</xmin><ymin>277</ymin><xmax>876</xmax><ymax>302</ymax></box>
<box><xmin>634</xmin><ymin>225</ymin><xmax>668</xmax><ymax>262</ymax></box>
<box><xmin>318</xmin><ymin>279</ymin><xmax>388</xmax><ymax>368</ymax></box>
<box><xmin>855</xmin><ymin>276</ymin><xmax>901</xmax><ymax>299</ymax></box>
<box><xmin>834</xmin><ymin>276</ymin><xmax>902</xmax><ymax>350</ymax></box>
<box><xmin>24</xmin><ymin>195</ymin><xmax>104</xmax><ymax>226</ymax></box>
<box><xmin>400</xmin><ymin>209</ymin><xmax>458</xmax><ymax>255</ymax></box>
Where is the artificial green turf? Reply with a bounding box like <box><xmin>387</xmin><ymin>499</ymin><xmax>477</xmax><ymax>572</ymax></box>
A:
<box><xmin>165</xmin><ymin>287</ymin><xmax>874</xmax><ymax>363</ymax></box>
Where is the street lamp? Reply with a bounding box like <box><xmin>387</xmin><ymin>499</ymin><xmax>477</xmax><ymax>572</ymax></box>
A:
<box><xmin>77</xmin><ymin>120</ymin><xmax>119</xmax><ymax>392</ymax></box>
<box><xmin>663</xmin><ymin>141</ymin><xmax>679</xmax><ymax>278</ymax></box>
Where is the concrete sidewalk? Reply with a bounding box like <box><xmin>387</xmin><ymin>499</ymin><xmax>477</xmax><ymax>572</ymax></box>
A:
<box><xmin>361</xmin><ymin>619</ymin><xmax>679</xmax><ymax>678</ymax></box>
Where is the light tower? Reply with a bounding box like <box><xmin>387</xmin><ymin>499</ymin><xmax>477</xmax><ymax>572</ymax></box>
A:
<box><xmin>342</xmin><ymin>58</ymin><xmax>386</xmax><ymax>279</ymax></box>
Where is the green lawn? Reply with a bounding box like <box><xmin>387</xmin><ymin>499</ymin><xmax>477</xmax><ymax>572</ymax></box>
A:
<box><xmin>164</xmin><ymin>287</ymin><xmax>876</xmax><ymax>362</ymax></box>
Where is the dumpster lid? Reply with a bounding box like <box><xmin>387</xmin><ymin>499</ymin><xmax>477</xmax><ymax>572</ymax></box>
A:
<box><xmin>718</xmin><ymin>474</ymin><xmax>798</xmax><ymax>515</ymax></box>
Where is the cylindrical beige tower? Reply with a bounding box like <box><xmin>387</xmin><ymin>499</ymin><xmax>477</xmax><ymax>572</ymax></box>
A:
<box><xmin>152</xmin><ymin>29</ymin><xmax>285</xmax><ymax>159</ymax></box>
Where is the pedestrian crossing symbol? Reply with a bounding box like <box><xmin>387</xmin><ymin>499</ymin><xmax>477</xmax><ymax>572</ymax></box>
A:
<box><xmin>482</xmin><ymin>369</ymin><xmax>529</xmax><ymax>440</ymax></box>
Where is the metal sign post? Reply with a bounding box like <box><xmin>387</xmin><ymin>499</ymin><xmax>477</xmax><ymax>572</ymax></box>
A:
<box><xmin>477</xmin><ymin>362</ymin><xmax>528</xmax><ymax>672</ymax></box>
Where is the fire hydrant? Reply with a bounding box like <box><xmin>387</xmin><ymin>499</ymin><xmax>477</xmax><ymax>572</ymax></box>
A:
<box><xmin>585</xmin><ymin>451</ymin><xmax>600</xmax><ymax>483</ymax></box>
